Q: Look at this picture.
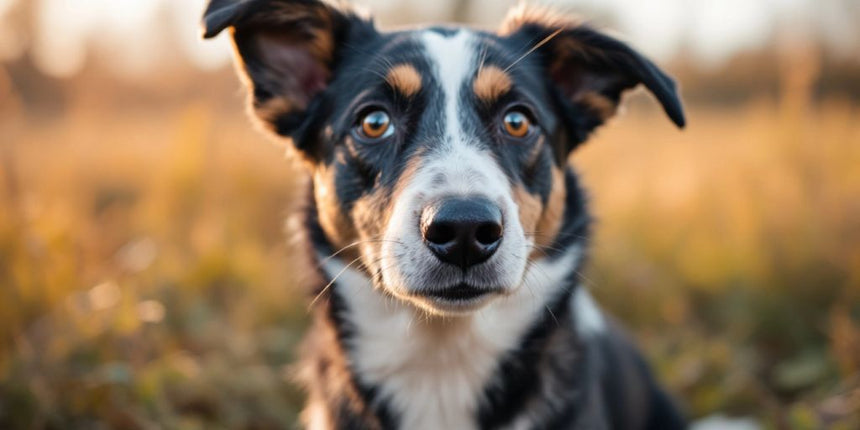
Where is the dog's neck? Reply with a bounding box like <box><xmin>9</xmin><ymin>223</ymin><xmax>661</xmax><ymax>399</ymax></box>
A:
<box><xmin>318</xmin><ymin>247</ymin><xmax>584</xmax><ymax>429</ymax></box>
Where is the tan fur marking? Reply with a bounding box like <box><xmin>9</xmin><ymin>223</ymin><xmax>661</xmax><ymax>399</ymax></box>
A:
<box><xmin>535</xmin><ymin>167</ymin><xmax>566</xmax><ymax>251</ymax></box>
<box><xmin>255</xmin><ymin>97</ymin><xmax>294</xmax><ymax>128</ymax></box>
<box><xmin>314</xmin><ymin>165</ymin><xmax>358</xmax><ymax>257</ymax></box>
<box><xmin>297</xmin><ymin>303</ymin><xmax>383</xmax><ymax>429</ymax></box>
<box><xmin>514</xmin><ymin>167</ymin><xmax>567</xmax><ymax>260</ymax></box>
<box><xmin>576</xmin><ymin>92</ymin><xmax>617</xmax><ymax>121</ymax></box>
<box><xmin>473</xmin><ymin>66</ymin><xmax>512</xmax><ymax>102</ymax></box>
<box><xmin>499</xmin><ymin>3</ymin><xmax>580</xmax><ymax>36</ymax></box>
<box><xmin>514</xmin><ymin>186</ymin><xmax>542</xmax><ymax>242</ymax></box>
<box><xmin>386</xmin><ymin>64</ymin><xmax>422</xmax><ymax>97</ymax></box>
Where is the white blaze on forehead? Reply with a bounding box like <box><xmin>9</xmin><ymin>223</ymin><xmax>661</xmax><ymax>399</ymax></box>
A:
<box><xmin>420</xmin><ymin>29</ymin><xmax>476</xmax><ymax>144</ymax></box>
<box><xmin>414</xmin><ymin>29</ymin><xmax>510</xmax><ymax>198</ymax></box>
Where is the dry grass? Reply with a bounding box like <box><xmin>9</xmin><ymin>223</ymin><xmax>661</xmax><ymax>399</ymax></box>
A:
<box><xmin>579</xmin><ymin>97</ymin><xmax>860</xmax><ymax>427</ymax></box>
<box><xmin>1</xmin><ymin>79</ymin><xmax>859</xmax><ymax>427</ymax></box>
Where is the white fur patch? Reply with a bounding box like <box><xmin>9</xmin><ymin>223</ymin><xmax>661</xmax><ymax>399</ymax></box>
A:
<box><xmin>421</xmin><ymin>29</ymin><xmax>473</xmax><ymax>142</ymax></box>
<box><xmin>321</xmin><ymin>248</ymin><xmax>582</xmax><ymax>429</ymax></box>
<box><xmin>573</xmin><ymin>286</ymin><xmax>606</xmax><ymax>337</ymax></box>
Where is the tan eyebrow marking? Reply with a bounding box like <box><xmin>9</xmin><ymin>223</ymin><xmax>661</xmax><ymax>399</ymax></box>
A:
<box><xmin>473</xmin><ymin>65</ymin><xmax>512</xmax><ymax>103</ymax></box>
<box><xmin>385</xmin><ymin>63</ymin><xmax>422</xmax><ymax>97</ymax></box>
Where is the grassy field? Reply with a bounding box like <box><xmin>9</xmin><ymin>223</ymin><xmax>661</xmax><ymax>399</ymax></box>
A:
<box><xmin>1</xmin><ymin>73</ymin><xmax>859</xmax><ymax>428</ymax></box>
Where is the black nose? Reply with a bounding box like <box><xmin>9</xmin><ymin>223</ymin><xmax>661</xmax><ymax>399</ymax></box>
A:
<box><xmin>421</xmin><ymin>198</ymin><xmax>503</xmax><ymax>269</ymax></box>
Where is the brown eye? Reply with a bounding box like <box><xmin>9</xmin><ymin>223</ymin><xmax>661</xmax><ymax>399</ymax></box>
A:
<box><xmin>503</xmin><ymin>110</ymin><xmax>531</xmax><ymax>138</ymax></box>
<box><xmin>360</xmin><ymin>110</ymin><xmax>394</xmax><ymax>139</ymax></box>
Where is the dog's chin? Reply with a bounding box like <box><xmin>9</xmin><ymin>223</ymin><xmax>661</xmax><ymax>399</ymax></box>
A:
<box><xmin>390</xmin><ymin>283</ymin><xmax>507</xmax><ymax>317</ymax></box>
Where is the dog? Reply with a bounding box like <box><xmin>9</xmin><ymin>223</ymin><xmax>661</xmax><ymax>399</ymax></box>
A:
<box><xmin>202</xmin><ymin>1</ymin><xmax>687</xmax><ymax>428</ymax></box>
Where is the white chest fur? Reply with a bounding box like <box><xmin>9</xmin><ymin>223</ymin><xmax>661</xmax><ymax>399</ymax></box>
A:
<box><xmin>322</xmin><ymin>249</ymin><xmax>591</xmax><ymax>429</ymax></box>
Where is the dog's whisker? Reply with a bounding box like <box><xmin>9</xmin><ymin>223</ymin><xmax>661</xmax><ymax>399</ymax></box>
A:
<box><xmin>309</xmin><ymin>255</ymin><xmax>387</xmax><ymax>309</ymax></box>
<box><xmin>319</xmin><ymin>237</ymin><xmax>403</xmax><ymax>265</ymax></box>
<box><xmin>573</xmin><ymin>270</ymin><xmax>598</xmax><ymax>288</ymax></box>
<box><xmin>309</xmin><ymin>256</ymin><xmax>362</xmax><ymax>309</ymax></box>
<box><xmin>525</xmin><ymin>229</ymin><xmax>590</xmax><ymax>243</ymax></box>
<box><xmin>504</xmin><ymin>28</ymin><xmax>564</xmax><ymax>73</ymax></box>
<box><xmin>544</xmin><ymin>302</ymin><xmax>560</xmax><ymax>327</ymax></box>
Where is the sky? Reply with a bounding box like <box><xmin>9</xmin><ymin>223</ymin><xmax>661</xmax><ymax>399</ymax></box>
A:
<box><xmin>0</xmin><ymin>0</ymin><xmax>857</xmax><ymax>79</ymax></box>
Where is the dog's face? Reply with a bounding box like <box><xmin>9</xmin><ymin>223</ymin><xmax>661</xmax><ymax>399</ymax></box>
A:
<box><xmin>203</xmin><ymin>0</ymin><xmax>684</xmax><ymax>315</ymax></box>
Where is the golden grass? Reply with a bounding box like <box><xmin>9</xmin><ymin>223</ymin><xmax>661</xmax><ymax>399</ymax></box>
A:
<box><xmin>0</xmin><ymin>90</ymin><xmax>858</xmax><ymax>426</ymax></box>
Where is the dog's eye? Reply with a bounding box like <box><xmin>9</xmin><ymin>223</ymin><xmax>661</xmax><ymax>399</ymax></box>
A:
<box><xmin>502</xmin><ymin>110</ymin><xmax>531</xmax><ymax>138</ymax></box>
<box><xmin>359</xmin><ymin>110</ymin><xmax>394</xmax><ymax>140</ymax></box>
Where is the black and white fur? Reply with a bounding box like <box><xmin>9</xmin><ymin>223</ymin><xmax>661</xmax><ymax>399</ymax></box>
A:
<box><xmin>202</xmin><ymin>1</ymin><xmax>687</xmax><ymax>428</ymax></box>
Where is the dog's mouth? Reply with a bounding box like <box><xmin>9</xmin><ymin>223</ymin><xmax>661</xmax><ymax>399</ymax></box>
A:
<box><xmin>408</xmin><ymin>283</ymin><xmax>504</xmax><ymax>314</ymax></box>
<box><xmin>423</xmin><ymin>283</ymin><xmax>502</xmax><ymax>300</ymax></box>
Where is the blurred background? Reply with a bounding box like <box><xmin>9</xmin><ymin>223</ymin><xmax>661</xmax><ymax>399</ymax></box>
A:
<box><xmin>1</xmin><ymin>0</ymin><xmax>858</xmax><ymax>428</ymax></box>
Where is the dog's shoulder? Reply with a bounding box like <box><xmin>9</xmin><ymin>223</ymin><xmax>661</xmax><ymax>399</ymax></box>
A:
<box><xmin>583</xmin><ymin>315</ymin><xmax>687</xmax><ymax>430</ymax></box>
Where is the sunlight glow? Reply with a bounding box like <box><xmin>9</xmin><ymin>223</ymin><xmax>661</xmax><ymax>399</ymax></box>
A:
<box><xmin>14</xmin><ymin>0</ymin><xmax>858</xmax><ymax>78</ymax></box>
<box><xmin>0</xmin><ymin>0</ymin><xmax>16</xmax><ymax>16</ymax></box>
<box><xmin>34</xmin><ymin>0</ymin><xmax>92</xmax><ymax>77</ymax></box>
<box><xmin>31</xmin><ymin>0</ymin><xmax>232</xmax><ymax>78</ymax></box>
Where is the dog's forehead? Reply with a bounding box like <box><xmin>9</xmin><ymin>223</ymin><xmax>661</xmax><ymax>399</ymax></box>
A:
<box><xmin>337</xmin><ymin>26</ymin><xmax>522</xmax><ymax>89</ymax></box>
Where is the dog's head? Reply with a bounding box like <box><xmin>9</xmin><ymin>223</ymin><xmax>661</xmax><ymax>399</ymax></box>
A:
<box><xmin>203</xmin><ymin>0</ymin><xmax>684</xmax><ymax>315</ymax></box>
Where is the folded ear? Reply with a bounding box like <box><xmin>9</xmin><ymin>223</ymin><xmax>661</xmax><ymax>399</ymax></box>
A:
<box><xmin>202</xmin><ymin>0</ymin><xmax>373</xmax><ymax>157</ymax></box>
<box><xmin>500</xmin><ymin>5</ymin><xmax>685</xmax><ymax>146</ymax></box>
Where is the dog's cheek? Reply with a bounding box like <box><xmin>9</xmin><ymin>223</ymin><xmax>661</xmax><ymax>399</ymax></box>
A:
<box><xmin>313</xmin><ymin>166</ymin><xmax>358</xmax><ymax>254</ymax></box>
<box><xmin>514</xmin><ymin>166</ymin><xmax>566</xmax><ymax>259</ymax></box>
<box><xmin>513</xmin><ymin>185</ymin><xmax>543</xmax><ymax>241</ymax></box>
<box><xmin>351</xmin><ymin>156</ymin><xmax>424</xmax><ymax>274</ymax></box>
<box><xmin>535</xmin><ymin>167</ymin><xmax>566</xmax><ymax>249</ymax></box>
<box><xmin>351</xmin><ymin>192</ymin><xmax>394</xmax><ymax>266</ymax></box>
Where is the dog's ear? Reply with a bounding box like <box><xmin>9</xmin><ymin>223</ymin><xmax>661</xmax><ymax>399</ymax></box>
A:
<box><xmin>202</xmin><ymin>0</ymin><xmax>374</xmax><ymax>159</ymax></box>
<box><xmin>499</xmin><ymin>5</ymin><xmax>685</xmax><ymax>147</ymax></box>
